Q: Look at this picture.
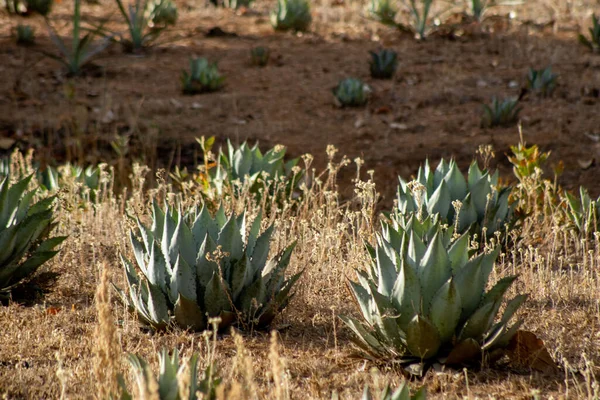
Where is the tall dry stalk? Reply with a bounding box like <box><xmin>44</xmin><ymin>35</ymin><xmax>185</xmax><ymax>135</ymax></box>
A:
<box><xmin>93</xmin><ymin>264</ymin><xmax>120</xmax><ymax>399</ymax></box>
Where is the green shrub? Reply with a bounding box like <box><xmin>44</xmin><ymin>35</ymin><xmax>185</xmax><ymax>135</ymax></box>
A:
<box><xmin>341</xmin><ymin>215</ymin><xmax>525</xmax><ymax>375</ymax></box>
<box><xmin>368</xmin><ymin>0</ymin><xmax>397</xmax><ymax>26</ymax></box>
<box><xmin>0</xmin><ymin>175</ymin><xmax>66</xmax><ymax>297</ymax></box>
<box><xmin>271</xmin><ymin>0</ymin><xmax>312</xmax><ymax>32</ymax></box>
<box><xmin>481</xmin><ymin>97</ymin><xmax>521</xmax><ymax>128</ymax></box>
<box><xmin>333</xmin><ymin>78</ymin><xmax>370</xmax><ymax>107</ymax></box>
<box><xmin>181</xmin><ymin>58</ymin><xmax>225</xmax><ymax>95</ymax></box>
<box><xmin>116</xmin><ymin>202</ymin><xmax>302</xmax><ymax>332</ymax></box>
<box><xmin>369</xmin><ymin>49</ymin><xmax>398</xmax><ymax>79</ymax></box>
<box><xmin>250</xmin><ymin>46</ymin><xmax>270</xmax><ymax>67</ymax></box>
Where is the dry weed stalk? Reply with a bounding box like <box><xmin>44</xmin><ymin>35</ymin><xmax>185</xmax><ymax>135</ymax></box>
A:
<box><xmin>93</xmin><ymin>265</ymin><xmax>120</xmax><ymax>400</ymax></box>
<box><xmin>269</xmin><ymin>331</ymin><xmax>289</xmax><ymax>400</ymax></box>
<box><xmin>231</xmin><ymin>330</ymin><xmax>259</xmax><ymax>399</ymax></box>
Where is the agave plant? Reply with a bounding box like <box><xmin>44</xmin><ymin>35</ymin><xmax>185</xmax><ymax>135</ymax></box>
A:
<box><xmin>526</xmin><ymin>67</ymin><xmax>557</xmax><ymax>97</ymax></box>
<box><xmin>0</xmin><ymin>175</ymin><xmax>66</xmax><ymax>296</ymax></box>
<box><xmin>38</xmin><ymin>164</ymin><xmax>105</xmax><ymax>203</ymax></box>
<box><xmin>250</xmin><ymin>46</ymin><xmax>270</xmax><ymax>67</ymax></box>
<box><xmin>396</xmin><ymin>158</ymin><xmax>513</xmax><ymax>238</ymax></box>
<box><xmin>368</xmin><ymin>0</ymin><xmax>397</xmax><ymax>26</ymax></box>
<box><xmin>333</xmin><ymin>78</ymin><xmax>370</xmax><ymax>107</ymax></box>
<box><xmin>210</xmin><ymin>140</ymin><xmax>303</xmax><ymax>200</ymax></box>
<box><xmin>118</xmin><ymin>348</ymin><xmax>221</xmax><ymax>400</ymax></box>
<box><xmin>565</xmin><ymin>187</ymin><xmax>600</xmax><ymax>238</ymax></box>
<box><xmin>149</xmin><ymin>0</ymin><xmax>178</xmax><ymax>26</ymax></box>
<box><xmin>369</xmin><ymin>49</ymin><xmax>398</xmax><ymax>79</ymax></box>
<box><xmin>271</xmin><ymin>0</ymin><xmax>312</xmax><ymax>32</ymax></box>
<box><xmin>16</xmin><ymin>24</ymin><xmax>35</xmax><ymax>46</ymax></box>
<box><xmin>117</xmin><ymin>202</ymin><xmax>302</xmax><ymax>331</ymax></box>
<box><xmin>481</xmin><ymin>96</ymin><xmax>521</xmax><ymax>128</ymax></box>
<box><xmin>579</xmin><ymin>14</ymin><xmax>600</xmax><ymax>53</ymax></box>
<box><xmin>359</xmin><ymin>383</ymin><xmax>426</xmax><ymax>400</ymax></box>
<box><xmin>210</xmin><ymin>0</ymin><xmax>252</xmax><ymax>9</ymax></box>
<box><xmin>341</xmin><ymin>215</ymin><xmax>526</xmax><ymax>375</ymax></box>
<box><xmin>181</xmin><ymin>58</ymin><xmax>225</xmax><ymax>95</ymax></box>
<box><xmin>44</xmin><ymin>0</ymin><xmax>111</xmax><ymax>75</ymax></box>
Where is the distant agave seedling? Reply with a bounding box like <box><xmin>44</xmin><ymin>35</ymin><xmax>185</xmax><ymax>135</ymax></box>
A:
<box><xmin>341</xmin><ymin>215</ymin><xmax>526</xmax><ymax>375</ymax></box>
<box><xmin>0</xmin><ymin>175</ymin><xmax>66</xmax><ymax>296</ymax></box>
<box><xmin>369</xmin><ymin>49</ymin><xmax>398</xmax><ymax>79</ymax></box>
<box><xmin>579</xmin><ymin>14</ymin><xmax>600</xmax><ymax>53</ymax></box>
<box><xmin>118</xmin><ymin>348</ymin><xmax>221</xmax><ymax>400</ymax></box>
<box><xmin>333</xmin><ymin>78</ymin><xmax>370</xmax><ymax>107</ymax></box>
<box><xmin>396</xmin><ymin>158</ymin><xmax>513</xmax><ymax>239</ymax></box>
<box><xmin>565</xmin><ymin>187</ymin><xmax>600</xmax><ymax>238</ymax></box>
<box><xmin>271</xmin><ymin>0</ymin><xmax>312</xmax><ymax>32</ymax></box>
<box><xmin>250</xmin><ymin>46</ymin><xmax>270</xmax><ymax>67</ymax></box>
<box><xmin>181</xmin><ymin>58</ymin><xmax>225</xmax><ymax>95</ymax></box>
<box><xmin>481</xmin><ymin>97</ymin><xmax>521</xmax><ymax>128</ymax></box>
<box><xmin>16</xmin><ymin>24</ymin><xmax>35</xmax><ymax>46</ymax></box>
<box><xmin>117</xmin><ymin>202</ymin><xmax>302</xmax><ymax>331</ymax></box>
<box><xmin>526</xmin><ymin>67</ymin><xmax>557</xmax><ymax>97</ymax></box>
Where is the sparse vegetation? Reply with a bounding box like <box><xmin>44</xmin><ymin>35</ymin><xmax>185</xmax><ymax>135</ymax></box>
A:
<box><xmin>579</xmin><ymin>14</ymin><xmax>600</xmax><ymax>53</ymax></box>
<box><xmin>481</xmin><ymin>96</ymin><xmax>521</xmax><ymax>128</ymax></box>
<box><xmin>368</xmin><ymin>0</ymin><xmax>397</xmax><ymax>26</ymax></box>
<box><xmin>181</xmin><ymin>58</ymin><xmax>225</xmax><ymax>94</ymax></box>
<box><xmin>251</xmin><ymin>46</ymin><xmax>270</xmax><ymax>67</ymax></box>
<box><xmin>369</xmin><ymin>49</ymin><xmax>398</xmax><ymax>79</ymax></box>
<box><xmin>15</xmin><ymin>24</ymin><xmax>35</xmax><ymax>45</ymax></box>
<box><xmin>526</xmin><ymin>66</ymin><xmax>558</xmax><ymax>97</ymax></box>
<box><xmin>271</xmin><ymin>0</ymin><xmax>312</xmax><ymax>32</ymax></box>
<box><xmin>333</xmin><ymin>78</ymin><xmax>370</xmax><ymax>107</ymax></box>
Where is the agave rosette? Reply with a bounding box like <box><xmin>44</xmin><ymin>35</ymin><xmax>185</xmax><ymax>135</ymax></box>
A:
<box><xmin>397</xmin><ymin>159</ymin><xmax>513</xmax><ymax>239</ymax></box>
<box><xmin>341</xmin><ymin>214</ymin><xmax>526</xmax><ymax>374</ymax></box>
<box><xmin>0</xmin><ymin>175</ymin><xmax>66</xmax><ymax>294</ymax></box>
<box><xmin>565</xmin><ymin>186</ymin><xmax>600</xmax><ymax>237</ymax></box>
<box><xmin>118</xmin><ymin>201</ymin><xmax>301</xmax><ymax>331</ymax></box>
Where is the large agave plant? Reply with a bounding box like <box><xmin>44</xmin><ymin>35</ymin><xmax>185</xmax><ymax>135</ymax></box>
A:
<box><xmin>118</xmin><ymin>348</ymin><xmax>221</xmax><ymax>400</ymax></box>
<box><xmin>0</xmin><ymin>175</ymin><xmax>66</xmax><ymax>295</ymax></box>
<box><xmin>211</xmin><ymin>140</ymin><xmax>303</xmax><ymax>201</ymax></box>
<box><xmin>341</xmin><ymin>215</ymin><xmax>526</xmax><ymax>375</ymax></box>
<box><xmin>117</xmin><ymin>202</ymin><xmax>301</xmax><ymax>331</ymax></box>
<box><xmin>396</xmin><ymin>159</ymin><xmax>513</xmax><ymax>239</ymax></box>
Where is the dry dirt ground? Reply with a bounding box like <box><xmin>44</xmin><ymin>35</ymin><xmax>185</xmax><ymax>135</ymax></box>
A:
<box><xmin>1</xmin><ymin>0</ymin><xmax>600</xmax><ymax>399</ymax></box>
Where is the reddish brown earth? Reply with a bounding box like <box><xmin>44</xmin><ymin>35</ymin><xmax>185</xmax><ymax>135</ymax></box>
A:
<box><xmin>1</xmin><ymin>0</ymin><xmax>600</xmax><ymax>204</ymax></box>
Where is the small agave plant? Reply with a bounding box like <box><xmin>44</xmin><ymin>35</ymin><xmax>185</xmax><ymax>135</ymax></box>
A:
<box><xmin>210</xmin><ymin>140</ymin><xmax>303</xmax><ymax>201</ymax></box>
<box><xmin>39</xmin><ymin>164</ymin><xmax>106</xmax><ymax>203</ymax></box>
<box><xmin>16</xmin><ymin>24</ymin><xmax>35</xmax><ymax>46</ymax></box>
<box><xmin>369</xmin><ymin>49</ymin><xmax>398</xmax><ymax>80</ymax></box>
<box><xmin>149</xmin><ymin>0</ymin><xmax>178</xmax><ymax>26</ymax></box>
<box><xmin>396</xmin><ymin>158</ymin><xmax>513</xmax><ymax>239</ymax></box>
<box><xmin>565</xmin><ymin>187</ymin><xmax>600</xmax><ymax>238</ymax></box>
<box><xmin>333</xmin><ymin>78</ymin><xmax>370</xmax><ymax>107</ymax></box>
<box><xmin>332</xmin><ymin>382</ymin><xmax>426</xmax><ymax>400</ymax></box>
<box><xmin>341</xmin><ymin>215</ymin><xmax>526</xmax><ymax>376</ymax></box>
<box><xmin>0</xmin><ymin>175</ymin><xmax>66</xmax><ymax>296</ymax></box>
<box><xmin>117</xmin><ymin>202</ymin><xmax>302</xmax><ymax>331</ymax></box>
<box><xmin>271</xmin><ymin>0</ymin><xmax>312</xmax><ymax>32</ymax></box>
<box><xmin>181</xmin><ymin>58</ymin><xmax>225</xmax><ymax>95</ymax></box>
<box><xmin>481</xmin><ymin>97</ymin><xmax>521</xmax><ymax>128</ymax></box>
<box><xmin>250</xmin><ymin>46</ymin><xmax>270</xmax><ymax>67</ymax></box>
<box><xmin>579</xmin><ymin>14</ymin><xmax>600</xmax><ymax>53</ymax></box>
<box><xmin>526</xmin><ymin>67</ymin><xmax>557</xmax><ymax>97</ymax></box>
<box><xmin>368</xmin><ymin>0</ymin><xmax>397</xmax><ymax>26</ymax></box>
<box><xmin>118</xmin><ymin>348</ymin><xmax>221</xmax><ymax>400</ymax></box>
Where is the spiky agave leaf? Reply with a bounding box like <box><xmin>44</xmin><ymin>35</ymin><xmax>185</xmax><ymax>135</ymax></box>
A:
<box><xmin>369</xmin><ymin>49</ymin><xmax>398</xmax><ymax>79</ymax></box>
<box><xmin>270</xmin><ymin>0</ymin><xmax>312</xmax><ymax>32</ymax></box>
<box><xmin>396</xmin><ymin>158</ymin><xmax>515</xmax><ymax>242</ymax></box>
<box><xmin>0</xmin><ymin>175</ymin><xmax>66</xmax><ymax>296</ymax></box>
<box><xmin>118</xmin><ymin>201</ymin><xmax>301</xmax><ymax>331</ymax></box>
<box><xmin>341</xmin><ymin>220</ymin><xmax>525</xmax><ymax>375</ymax></box>
<box><xmin>565</xmin><ymin>186</ymin><xmax>600</xmax><ymax>238</ymax></box>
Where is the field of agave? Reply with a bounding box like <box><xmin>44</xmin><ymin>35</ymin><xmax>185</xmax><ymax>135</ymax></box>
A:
<box><xmin>1</xmin><ymin>0</ymin><xmax>600</xmax><ymax>398</ymax></box>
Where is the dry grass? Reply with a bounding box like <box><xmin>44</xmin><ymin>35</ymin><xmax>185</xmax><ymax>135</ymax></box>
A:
<box><xmin>0</xmin><ymin>143</ymin><xmax>599</xmax><ymax>399</ymax></box>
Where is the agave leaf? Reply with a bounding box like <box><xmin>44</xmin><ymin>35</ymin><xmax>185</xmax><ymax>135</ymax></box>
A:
<box><xmin>459</xmin><ymin>301</ymin><xmax>497</xmax><ymax>342</ymax></box>
<box><xmin>454</xmin><ymin>255</ymin><xmax>485</xmax><ymax>320</ymax></box>
<box><xmin>174</xmin><ymin>294</ymin><xmax>206</xmax><ymax>331</ymax></box>
<box><xmin>428</xmin><ymin>278</ymin><xmax>461</xmax><ymax>343</ymax></box>
<box><xmin>467</xmin><ymin>161</ymin><xmax>483</xmax><ymax>189</ymax></box>
<box><xmin>444</xmin><ymin>338</ymin><xmax>481</xmax><ymax>365</ymax></box>
<box><xmin>239</xmin><ymin>275</ymin><xmax>266</xmax><ymax>317</ymax></box>
<box><xmin>0</xmin><ymin>225</ymin><xmax>18</xmax><ymax>266</ymax></box>
<box><xmin>405</xmin><ymin>315</ymin><xmax>441</xmax><ymax>360</ymax></box>
<box><xmin>469</xmin><ymin>174</ymin><xmax>492</xmax><ymax>217</ymax></box>
<box><xmin>485</xmin><ymin>319</ymin><xmax>523</xmax><ymax>350</ymax></box>
<box><xmin>418</xmin><ymin>232</ymin><xmax>452</xmax><ymax>307</ymax></box>
<box><xmin>498</xmin><ymin>294</ymin><xmax>527</xmax><ymax>326</ymax></box>
<box><xmin>375</xmin><ymin>244</ymin><xmax>397</xmax><ymax>297</ymax></box>
<box><xmin>371</xmin><ymin>289</ymin><xmax>404</xmax><ymax>345</ymax></box>
<box><xmin>250</xmin><ymin>224</ymin><xmax>274</xmax><ymax>267</ymax></box>
<box><xmin>246</xmin><ymin>211</ymin><xmax>263</xmax><ymax>254</ymax></box>
<box><xmin>196</xmin><ymin>234</ymin><xmax>218</xmax><ymax>287</ymax></box>
<box><xmin>426</xmin><ymin>179</ymin><xmax>450</xmax><ymax>218</ymax></box>
<box><xmin>406</xmin><ymin>230</ymin><xmax>426</xmax><ymax>271</ymax></box>
<box><xmin>172</xmin><ymin>213</ymin><xmax>196</xmax><ymax>267</ymax></box>
<box><xmin>457</xmin><ymin>193</ymin><xmax>478</xmax><ymax>232</ymax></box>
<box><xmin>203</xmin><ymin>271</ymin><xmax>232</xmax><ymax>317</ymax></box>
<box><xmin>447</xmin><ymin>233</ymin><xmax>469</xmax><ymax>272</ymax></box>
<box><xmin>230</xmin><ymin>254</ymin><xmax>251</xmax><ymax>300</ymax></box>
<box><xmin>339</xmin><ymin>315</ymin><xmax>388</xmax><ymax>356</ymax></box>
<box><xmin>480</xmin><ymin>276</ymin><xmax>517</xmax><ymax>307</ymax></box>
<box><xmin>146</xmin><ymin>280</ymin><xmax>170</xmax><ymax>327</ymax></box>
<box><xmin>147</xmin><ymin>241</ymin><xmax>168</xmax><ymax>293</ymax></box>
<box><xmin>445</xmin><ymin>161</ymin><xmax>468</xmax><ymax>201</ymax></box>
<box><xmin>171</xmin><ymin>254</ymin><xmax>196</xmax><ymax>302</ymax></box>
<box><xmin>348</xmin><ymin>280</ymin><xmax>374</xmax><ymax>325</ymax></box>
<box><xmin>391</xmin><ymin>258</ymin><xmax>421</xmax><ymax>331</ymax></box>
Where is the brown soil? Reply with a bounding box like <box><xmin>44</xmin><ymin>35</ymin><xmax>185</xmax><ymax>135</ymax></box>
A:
<box><xmin>1</xmin><ymin>0</ymin><xmax>600</xmax><ymax>205</ymax></box>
